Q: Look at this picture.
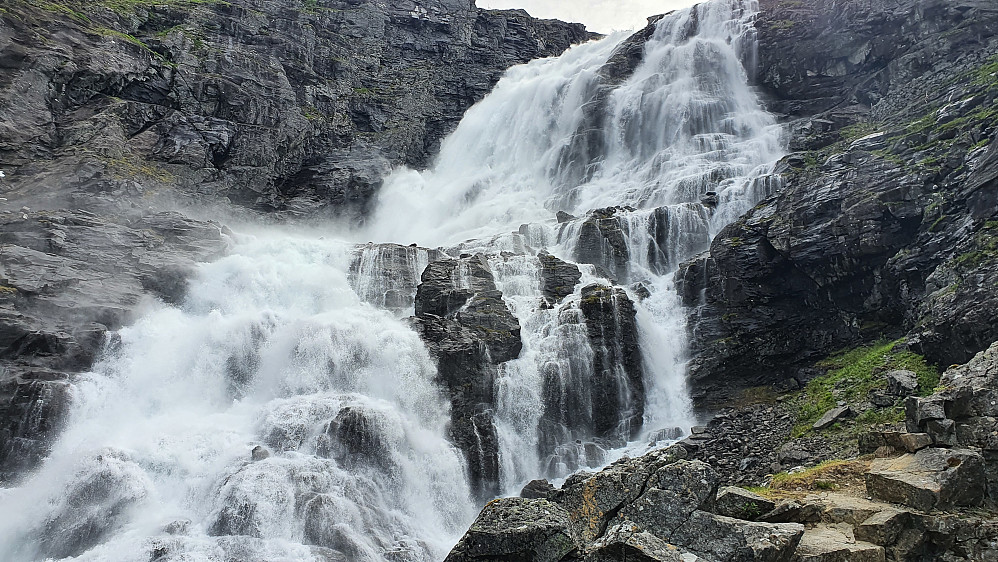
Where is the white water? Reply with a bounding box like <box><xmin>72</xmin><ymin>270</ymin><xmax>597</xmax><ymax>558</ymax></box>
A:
<box><xmin>0</xmin><ymin>0</ymin><xmax>784</xmax><ymax>560</ymax></box>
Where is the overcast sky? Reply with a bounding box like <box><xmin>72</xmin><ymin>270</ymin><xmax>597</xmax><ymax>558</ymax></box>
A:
<box><xmin>477</xmin><ymin>0</ymin><xmax>699</xmax><ymax>33</ymax></box>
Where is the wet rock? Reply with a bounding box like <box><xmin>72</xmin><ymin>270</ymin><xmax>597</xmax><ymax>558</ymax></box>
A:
<box><xmin>714</xmin><ymin>487</ymin><xmax>777</xmax><ymax>521</ymax></box>
<box><xmin>34</xmin><ymin>452</ymin><xmax>149</xmax><ymax>559</ymax></box>
<box><xmin>866</xmin><ymin>448</ymin><xmax>988</xmax><ymax>511</ymax></box>
<box><xmin>250</xmin><ymin>446</ymin><xmax>270</xmax><ymax>462</ymax></box>
<box><xmin>0</xmin><ymin>210</ymin><xmax>229</xmax><ymax>482</ymax></box>
<box><xmin>413</xmin><ymin>255</ymin><xmax>521</xmax><ymax>499</ymax></box>
<box><xmin>444</xmin><ymin>498</ymin><xmax>578</xmax><ymax>562</ymax></box>
<box><xmin>316</xmin><ymin>407</ymin><xmax>394</xmax><ymax>472</ymax></box>
<box><xmin>537</xmin><ymin>253</ymin><xmax>582</xmax><ymax>304</ymax></box>
<box><xmin>349</xmin><ymin>243</ymin><xmax>445</xmax><ymax>311</ymax></box>
<box><xmin>556</xmin><ymin>211</ymin><xmax>576</xmax><ymax>223</ymax></box>
<box><xmin>0</xmin><ymin>368</ymin><xmax>72</xmax><ymax>482</ymax></box>
<box><xmin>812</xmin><ymin>406</ymin><xmax>851</xmax><ymax>430</ymax></box>
<box><xmin>577</xmin><ymin>284</ymin><xmax>645</xmax><ymax>440</ymax></box>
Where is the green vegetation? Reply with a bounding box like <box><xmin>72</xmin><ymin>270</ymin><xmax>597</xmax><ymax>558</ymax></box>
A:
<box><xmin>769</xmin><ymin>19</ymin><xmax>795</xmax><ymax>31</ymax></box>
<box><xmin>953</xmin><ymin>224</ymin><xmax>998</xmax><ymax>269</ymax></box>
<box><xmin>974</xmin><ymin>54</ymin><xmax>998</xmax><ymax>89</ymax></box>
<box><xmin>791</xmin><ymin>339</ymin><xmax>939</xmax><ymax>437</ymax></box>
<box><xmin>768</xmin><ymin>459</ymin><xmax>870</xmax><ymax>492</ymax></box>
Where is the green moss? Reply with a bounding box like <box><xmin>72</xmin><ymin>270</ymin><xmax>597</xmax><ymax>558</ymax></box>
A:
<box><xmin>790</xmin><ymin>340</ymin><xmax>939</xmax><ymax>437</ymax></box>
<box><xmin>929</xmin><ymin>215</ymin><xmax>948</xmax><ymax>233</ymax></box>
<box><xmin>974</xmin><ymin>55</ymin><xmax>998</xmax><ymax>89</ymax></box>
<box><xmin>0</xmin><ymin>286</ymin><xmax>18</xmax><ymax>296</ymax></box>
<box><xmin>769</xmin><ymin>19</ymin><xmax>796</xmax><ymax>30</ymax></box>
<box><xmin>840</xmin><ymin>122</ymin><xmax>880</xmax><ymax>142</ymax></box>
<box><xmin>953</xmin><ymin>227</ymin><xmax>998</xmax><ymax>269</ymax></box>
<box><xmin>972</xmin><ymin>138</ymin><xmax>992</xmax><ymax>151</ymax></box>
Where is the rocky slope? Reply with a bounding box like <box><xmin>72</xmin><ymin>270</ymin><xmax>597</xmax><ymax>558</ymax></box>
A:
<box><xmin>678</xmin><ymin>0</ymin><xmax>998</xmax><ymax>408</ymax></box>
<box><xmin>0</xmin><ymin>0</ymin><xmax>594</xmax><ymax>483</ymax></box>
<box><xmin>448</xmin><ymin>343</ymin><xmax>998</xmax><ymax>561</ymax></box>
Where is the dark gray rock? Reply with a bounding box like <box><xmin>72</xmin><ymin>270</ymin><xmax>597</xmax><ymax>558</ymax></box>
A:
<box><xmin>537</xmin><ymin>253</ymin><xmax>581</xmax><ymax>305</ymax></box>
<box><xmin>444</xmin><ymin>498</ymin><xmax>578</xmax><ymax>562</ymax></box>
<box><xmin>669</xmin><ymin>510</ymin><xmax>803</xmax><ymax>562</ymax></box>
<box><xmin>412</xmin><ymin>254</ymin><xmax>521</xmax><ymax>499</ymax></box>
<box><xmin>812</xmin><ymin>406</ymin><xmax>851</xmax><ymax>430</ymax></box>
<box><xmin>866</xmin><ymin>448</ymin><xmax>988</xmax><ymax>511</ymax></box>
<box><xmin>520</xmin><ymin>479</ymin><xmax>555</xmax><ymax>500</ymax></box>
<box><xmin>577</xmin><ymin>284</ymin><xmax>645</xmax><ymax>440</ymax></box>
<box><xmin>886</xmin><ymin>370</ymin><xmax>919</xmax><ymax>397</ymax></box>
<box><xmin>349</xmin><ymin>243</ymin><xmax>445</xmax><ymax>311</ymax></box>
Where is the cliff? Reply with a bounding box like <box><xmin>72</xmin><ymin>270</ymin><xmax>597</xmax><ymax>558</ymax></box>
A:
<box><xmin>0</xmin><ymin>0</ymin><xmax>594</xmax><ymax>219</ymax></box>
<box><xmin>678</xmin><ymin>0</ymin><xmax>998</xmax><ymax>409</ymax></box>
<box><xmin>0</xmin><ymin>0</ymin><xmax>594</xmax><ymax>482</ymax></box>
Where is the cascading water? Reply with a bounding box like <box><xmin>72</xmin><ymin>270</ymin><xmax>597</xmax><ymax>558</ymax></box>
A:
<box><xmin>0</xmin><ymin>0</ymin><xmax>784</xmax><ymax>560</ymax></box>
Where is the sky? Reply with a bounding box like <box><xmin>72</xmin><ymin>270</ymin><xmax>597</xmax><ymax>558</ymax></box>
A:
<box><xmin>477</xmin><ymin>0</ymin><xmax>699</xmax><ymax>33</ymax></box>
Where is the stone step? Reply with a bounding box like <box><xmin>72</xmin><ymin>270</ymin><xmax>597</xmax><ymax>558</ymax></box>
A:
<box><xmin>792</xmin><ymin>524</ymin><xmax>886</xmax><ymax>562</ymax></box>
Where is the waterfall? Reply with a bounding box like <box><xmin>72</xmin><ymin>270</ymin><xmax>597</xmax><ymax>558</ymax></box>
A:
<box><xmin>0</xmin><ymin>0</ymin><xmax>784</xmax><ymax>560</ymax></box>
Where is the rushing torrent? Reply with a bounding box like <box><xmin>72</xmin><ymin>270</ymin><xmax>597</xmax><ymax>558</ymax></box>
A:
<box><xmin>0</xmin><ymin>1</ymin><xmax>784</xmax><ymax>560</ymax></box>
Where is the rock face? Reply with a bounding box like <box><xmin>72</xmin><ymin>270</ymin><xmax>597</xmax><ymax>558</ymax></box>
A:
<box><xmin>0</xmin><ymin>0</ymin><xmax>594</xmax><ymax>219</ymax></box>
<box><xmin>904</xmin><ymin>342</ymin><xmax>998</xmax><ymax>503</ymax></box>
<box><xmin>446</xmin><ymin>446</ymin><xmax>805</xmax><ymax>562</ymax></box>
<box><xmin>678</xmin><ymin>0</ymin><xmax>998</xmax><ymax>407</ymax></box>
<box><xmin>577</xmin><ymin>284</ymin><xmax>645</xmax><ymax>439</ymax></box>
<box><xmin>565</xmin><ymin>205</ymin><xmax>711</xmax><ymax>282</ymax></box>
<box><xmin>0</xmin><ymin>209</ymin><xmax>230</xmax><ymax>482</ymax></box>
<box><xmin>413</xmin><ymin>255</ymin><xmax>521</xmax><ymax>500</ymax></box>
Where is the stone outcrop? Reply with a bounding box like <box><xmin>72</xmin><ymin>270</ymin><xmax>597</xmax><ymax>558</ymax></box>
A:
<box><xmin>678</xmin><ymin>0</ymin><xmax>998</xmax><ymax>406</ymax></box>
<box><xmin>577</xmin><ymin>284</ymin><xmax>645</xmax><ymax>439</ymax></box>
<box><xmin>0</xmin><ymin>0</ymin><xmax>594</xmax><ymax>219</ymax></box>
<box><xmin>446</xmin><ymin>446</ymin><xmax>805</xmax><ymax>562</ymax></box>
<box><xmin>413</xmin><ymin>254</ymin><xmax>521</xmax><ymax>500</ymax></box>
<box><xmin>565</xmin><ymin>205</ymin><xmax>711</xmax><ymax>282</ymax></box>
<box><xmin>903</xmin><ymin>341</ymin><xmax>998</xmax><ymax>503</ymax></box>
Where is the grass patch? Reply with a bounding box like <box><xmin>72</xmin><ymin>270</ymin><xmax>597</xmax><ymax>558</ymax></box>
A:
<box><xmin>791</xmin><ymin>340</ymin><xmax>939</xmax><ymax>437</ymax></box>
<box><xmin>769</xmin><ymin>459</ymin><xmax>871</xmax><ymax>492</ymax></box>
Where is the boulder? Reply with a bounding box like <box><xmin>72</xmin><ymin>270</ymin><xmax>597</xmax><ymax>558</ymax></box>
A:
<box><xmin>587</xmin><ymin>523</ymin><xmax>696</xmax><ymax>561</ymax></box>
<box><xmin>898</xmin><ymin>433</ymin><xmax>933</xmax><ymax>453</ymax></box>
<box><xmin>537</xmin><ymin>253</ymin><xmax>582</xmax><ymax>304</ymax></box>
<box><xmin>792</xmin><ymin>525</ymin><xmax>885</xmax><ymax>562</ymax></box>
<box><xmin>520</xmin><ymin>479</ymin><xmax>555</xmax><ymax>500</ymax></box>
<box><xmin>812</xmin><ymin>406</ymin><xmax>851</xmax><ymax>430</ymax></box>
<box><xmin>886</xmin><ymin>370</ymin><xmax>918</xmax><ymax>397</ymax></box>
<box><xmin>444</xmin><ymin>498</ymin><xmax>578</xmax><ymax>562</ymax></box>
<box><xmin>854</xmin><ymin>510</ymin><xmax>911</xmax><ymax>547</ymax></box>
<box><xmin>669</xmin><ymin>511</ymin><xmax>804</xmax><ymax>562</ymax></box>
<box><xmin>866</xmin><ymin>448</ymin><xmax>988</xmax><ymax>510</ymax></box>
<box><xmin>714</xmin><ymin>487</ymin><xmax>777</xmax><ymax>521</ymax></box>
